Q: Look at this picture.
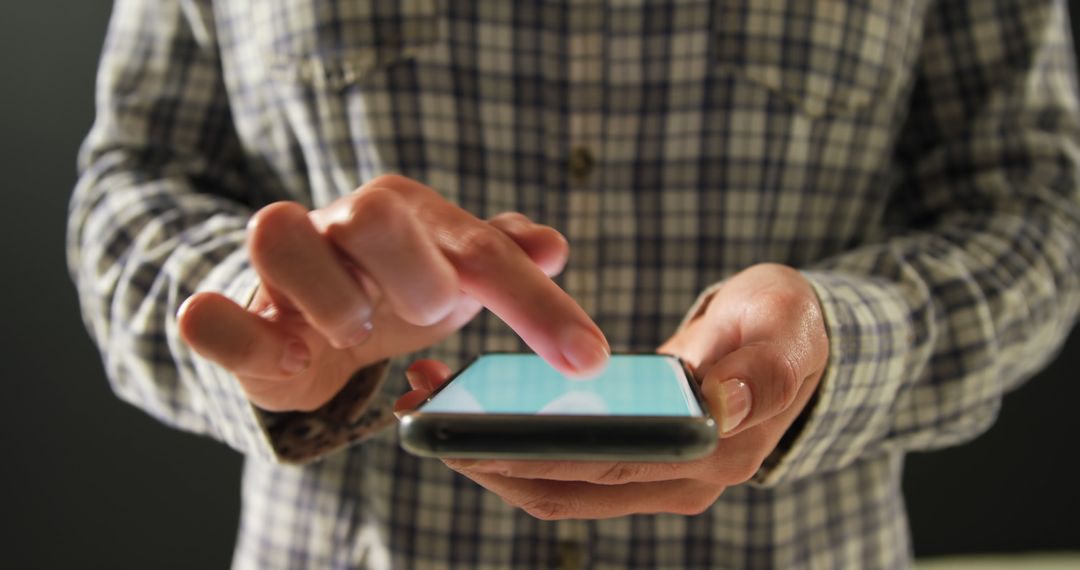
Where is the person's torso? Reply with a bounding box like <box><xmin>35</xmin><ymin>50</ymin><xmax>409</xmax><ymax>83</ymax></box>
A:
<box><xmin>217</xmin><ymin>1</ymin><xmax>923</xmax><ymax>567</ymax></box>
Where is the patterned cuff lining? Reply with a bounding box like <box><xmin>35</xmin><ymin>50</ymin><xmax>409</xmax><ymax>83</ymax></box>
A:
<box><xmin>753</xmin><ymin>389</ymin><xmax>821</xmax><ymax>482</ymax></box>
<box><xmin>260</xmin><ymin>360</ymin><xmax>396</xmax><ymax>464</ymax></box>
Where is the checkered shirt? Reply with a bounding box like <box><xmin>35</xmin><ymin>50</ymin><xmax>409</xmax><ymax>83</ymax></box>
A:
<box><xmin>68</xmin><ymin>0</ymin><xmax>1080</xmax><ymax>568</ymax></box>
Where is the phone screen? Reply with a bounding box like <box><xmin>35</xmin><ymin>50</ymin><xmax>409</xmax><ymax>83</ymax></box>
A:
<box><xmin>420</xmin><ymin>354</ymin><xmax>703</xmax><ymax>417</ymax></box>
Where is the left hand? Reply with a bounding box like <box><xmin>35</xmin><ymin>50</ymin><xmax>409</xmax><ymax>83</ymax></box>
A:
<box><xmin>394</xmin><ymin>263</ymin><xmax>829</xmax><ymax>519</ymax></box>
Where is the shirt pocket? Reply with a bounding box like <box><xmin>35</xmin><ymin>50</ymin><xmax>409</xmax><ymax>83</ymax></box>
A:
<box><xmin>266</xmin><ymin>0</ymin><xmax>446</xmax><ymax>89</ymax></box>
<box><xmin>714</xmin><ymin>0</ymin><xmax>916</xmax><ymax>118</ymax></box>
<box><xmin>257</xmin><ymin>0</ymin><xmax>447</xmax><ymax>201</ymax></box>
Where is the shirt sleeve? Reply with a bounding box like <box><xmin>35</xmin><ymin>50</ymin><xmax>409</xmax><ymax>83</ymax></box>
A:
<box><xmin>691</xmin><ymin>0</ymin><xmax>1080</xmax><ymax>486</ymax></box>
<box><xmin>67</xmin><ymin>0</ymin><xmax>393</xmax><ymax>464</ymax></box>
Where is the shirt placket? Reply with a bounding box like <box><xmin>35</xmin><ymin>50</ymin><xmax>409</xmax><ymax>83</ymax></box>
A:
<box><xmin>558</xmin><ymin>0</ymin><xmax>606</xmax><ymax>324</ymax></box>
<box><xmin>551</xmin><ymin>2</ymin><xmax>606</xmax><ymax>568</ymax></box>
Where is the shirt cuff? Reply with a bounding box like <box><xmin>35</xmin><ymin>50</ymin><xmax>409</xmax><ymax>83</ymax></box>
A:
<box><xmin>750</xmin><ymin>270</ymin><xmax>914</xmax><ymax>486</ymax></box>
<box><xmin>261</xmin><ymin>360</ymin><xmax>396</xmax><ymax>464</ymax></box>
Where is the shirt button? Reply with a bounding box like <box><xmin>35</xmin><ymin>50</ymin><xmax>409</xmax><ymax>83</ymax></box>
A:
<box><xmin>556</xmin><ymin>540</ymin><xmax>585</xmax><ymax>570</ymax></box>
<box><xmin>567</xmin><ymin>145</ymin><xmax>595</xmax><ymax>185</ymax></box>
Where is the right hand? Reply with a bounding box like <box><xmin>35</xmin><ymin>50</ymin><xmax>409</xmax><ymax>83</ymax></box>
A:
<box><xmin>177</xmin><ymin>174</ymin><xmax>609</xmax><ymax>412</ymax></box>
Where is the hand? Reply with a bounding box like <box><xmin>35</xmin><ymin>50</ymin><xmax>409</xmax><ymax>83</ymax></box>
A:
<box><xmin>177</xmin><ymin>174</ymin><xmax>609</xmax><ymax>412</ymax></box>
<box><xmin>395</xmin><ymin>263</ymin><xmax>827</xmax><ymax>519</ymax></box>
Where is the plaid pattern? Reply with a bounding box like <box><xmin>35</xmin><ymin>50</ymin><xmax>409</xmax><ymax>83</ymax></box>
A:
<box><xmin>68</xmin><ymin>0</ymin><xmax>1080</xmax><ymax>568</ymax></box>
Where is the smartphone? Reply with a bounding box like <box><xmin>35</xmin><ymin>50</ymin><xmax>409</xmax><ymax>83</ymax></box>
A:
<box><xmin>398</xmin><ymin>353</ymin><xmax>717</xmax><ymax>461</ymax></box>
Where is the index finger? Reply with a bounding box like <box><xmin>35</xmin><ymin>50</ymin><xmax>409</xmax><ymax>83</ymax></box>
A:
<box><xmin>445</xmin><ymin>227</ymin><xmax>607</xmax><ymax>375</ymax></box>
<box><xmin>405</xmin><ymin>191</ymin><xmax>608</xmax><ymax>376</ymax></box>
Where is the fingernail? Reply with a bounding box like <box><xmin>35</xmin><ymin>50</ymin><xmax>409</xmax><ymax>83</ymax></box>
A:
<box><xmin>560</xmin><ymin>325</ymin><xmax>610</xmax><ymax>375</ymax></box>
<box><xmin>337</xmin><ymin>315</ymin><xmax>374</xmax><ymax>348</ymax></box>
<box><xmin>712</xmin><ymin>379</ymin><xmax>751</xmax><ymax>435</ymax></box>
<box><xmin>393</xmin><ymin>409</ymin><xmax>404</xmax><ymax>420</ymax></box>
<box><xmin>404</xmin><ymin>369</ymin><xmax>422</xmax><ymax>388</ymax></box>
<box><xmin>281</xmin><ymin>340</ymin><xmax>311</xmax><ymax>375</ymax></box>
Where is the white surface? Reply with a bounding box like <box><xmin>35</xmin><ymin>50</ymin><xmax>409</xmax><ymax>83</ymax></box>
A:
<box><xmin>917</xmin><ymin>552</ymin><xmax>1080</xmax><ymax>569</ymax></box>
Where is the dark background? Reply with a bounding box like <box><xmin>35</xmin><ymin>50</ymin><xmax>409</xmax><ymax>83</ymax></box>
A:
<box><xmin>4</xmin><ymin>2</ymin><xmax>1079</xmax><ymax>568</ymax></box>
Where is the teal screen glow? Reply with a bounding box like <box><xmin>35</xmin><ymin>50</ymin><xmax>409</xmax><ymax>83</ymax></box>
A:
<box><xmin>420</xmin><ymin>354</ymin><xmax>703</xmax><ymax>416</ymax></box>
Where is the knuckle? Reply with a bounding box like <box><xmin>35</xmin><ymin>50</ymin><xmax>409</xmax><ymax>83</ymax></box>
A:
<box><xmin>518</xmin><ymin>462</ymin><xmax>558</xmax><ymax>480</ymax></box>
<box><xmin>348</xmin><ymin>187</ymin><xmax>408</xmax><ymax>229</ymax></box>
<box><xmin>365</xmin><ymin>173</ymin><xmax>413</xmax><ymax>192</ymax></box>
<box><xmin>755</xmin><ymin>288</ymin><xmax>805</xmax><ymax>315</ymax></box>
<box><xmin>248</xmin><ymin>202</ymin><xmax>307</xmax><ymax>258</ymax></box>
<box><xmin>774</xmin><ymin>354</ymin><xmax>801</xmax><ymax>410</ymax></box>
<box><xmin>538</xmin><ymin>225</ymin><xmax>570</xmax><ymax>250</ymax></box>
<box><xmin>746</xmin><ymin>262</ymin><xmax>798</xmax><ymax>282</ymax></box>
<box><xmin>250</xmin><ymin>201</ymin><xmax>306</xmax><ymax>231</ymax></box>
<box><xmin>327</xmin><ymin>188</ymin><xmax>410</xmax><ymax>247</ymax></box>
<box><xmin>596</xmin><ymin>463</ymin><xmax>644</xmax><ymax>485</ymax></box>
<box><xmin>492</xmin><ymin>211</ymin><xmax>531</xmax><ymax>225</ymax></box>
<box><xmin>519</xmin><ymin>495</ymin><xmax>568</xmax><ymax>521</ymax></box>
<box><xmin>550</xmin><ymin>226</ymin><xmax>570</xmax><ymax>244</ymax></box>
<box><xmin>451</xmin><ymin>225</ymin><xmax>515</xmax><ymax>269</ymax></box>
<box><xmin>696</xmin><ymin>290</ymin><xmax>723</xmax><ymax>322</ymax></box>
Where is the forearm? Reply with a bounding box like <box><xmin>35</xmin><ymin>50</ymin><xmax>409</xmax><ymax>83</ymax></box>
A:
<box><xmin>68</xmin><ymin>0</ymin><xmax>392</xmax><ymax>462</ymax></box>
<box><xmin>748</xmin><ymin>0</ymin><xmax>1080</xmax><ymax>485</ymax></box>
<box><xmin>813</xmin><ymin>179</ymin><xmax>1077</xmax><ymax>430</ymax></box>
<box><xmin>69</xmin><ymin>148</ymin><xmax>272</xmax><ymax>447</ymax></box>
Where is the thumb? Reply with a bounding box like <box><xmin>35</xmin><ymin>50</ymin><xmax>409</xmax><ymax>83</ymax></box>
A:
<box><xmin>700</xmin><ymin>343</ymin><xmax>808</xmax><ymax>437</ymax></box>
